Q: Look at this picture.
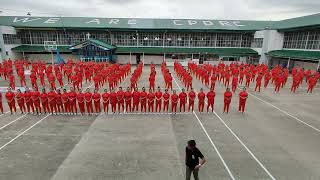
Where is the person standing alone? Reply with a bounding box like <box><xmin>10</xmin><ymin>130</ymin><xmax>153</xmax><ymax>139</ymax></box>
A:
<box><xmin>185</xmin><ymin>140</ymin><xmax>206</xmax><ymax>180</ymax></box>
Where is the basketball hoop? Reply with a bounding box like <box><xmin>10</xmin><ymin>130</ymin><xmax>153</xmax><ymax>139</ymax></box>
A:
<box><xmin>44</xmin><ymin>41</ymin><xmax>57</xmax><ymax>52</ymax></box>
<box><xmin>44</xmin><ymin>41</ymin><xmax>57</xmax><ymax>65</ymax></box>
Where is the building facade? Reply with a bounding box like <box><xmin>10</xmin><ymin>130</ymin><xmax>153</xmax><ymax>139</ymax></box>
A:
<box><xmin>0</xmin><ymin>14</ymin><xmax>319</xmax><ymax>70</ymax></box>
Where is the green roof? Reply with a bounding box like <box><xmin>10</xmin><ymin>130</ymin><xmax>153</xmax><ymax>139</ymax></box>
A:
<box><xmin>116</xmin><ymin>47</ymin><xmax>258</xmax><ymax>56</ymax></box>
<box><xmin>11</xmin><ymin>45</ymin><xmax>71</xmax><ymax>52</ymax></box>
<box><xmin>272</xmin><ymin>13</ymin><xmax>320</xmax><ymax>31</ymax></box>
<box><xmin>0</xmin><ymin>16</ymin><xmax>271</xmax><ymax>31</ymax></box>
<box><xmin>70</xmin><ymin>39</ymin><xmax>116</xmax><ymax>50</ymax></box>
<box><xmin>268</xmin><ymin>50</ymin><xmax>320</xmax><ymax>60</ymax></box>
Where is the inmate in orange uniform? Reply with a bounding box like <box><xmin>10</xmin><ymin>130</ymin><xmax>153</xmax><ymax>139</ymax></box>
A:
<box><xmin>147</xmin><ymin>89</ymin><xmax>155</xmax><ymax>112</ymax></box>
<box><xmin>102</xmin><ymin>89</ymin><xmax>110</xmax><ymax>113</ymax></box>
<box><xmin>32</xmin><ymin>89</ymin><xmax>41</xmax><ymax>114</ymax></box>
<box><xmin>68</xmin><ymin>88</ymin><xmax>78</xmax><ymax>114</ymax></box>
<box><xmin>77</xmin><ymin>90</ymin><xmax>85</xmax><ymax>115</ymax></box>
<box><xmin>163</xmin><ymin>90</ymin><xmax>170</xmax><ymax>112</ymax></box>
<box><xmin>238</xmin><ymin>88</ymin><xmax>248</xmax><ymax>113</ymax></box>
<box><xmin>140</xmin><ymin>88</ymin><xmax>147</xmax><ymax>113</ymax></box>
<box><xmin>61</xmin><ymin>89</ymin><xmax>70</xmax><ymax>113</ymax></box>
<box><xmin>56</xmin><ymin>89</ymin><xmax>64</xmax><ymax>113</ymax></box>
<box><xmin>84</xmin><ymin>89</ymin><xmax>93</xmax><ymax>114</ymax></box>
<box><xmin>110</xmin><ymin>90</ymin><xmax>117</xmax><ymax>113</ymax></box>
<box><xmin>188</xmin><ymin>88</ymin><xmax>196</xmax><ymax>112</ymax></box>
<box><xmin>48</xmin><ymin>90</ymin><xmax>57</xmax><ymax>114</ymax></box>
<box><xmin>117</xmin><ymin>87</ymin><xmax>125</xmax><ymax>112</ymax></box>
<box><xmin>6</xmin><ymin>88</ymin><xmax>17</xmax><ymax>114</ymax></box>
<box><xmin>124</xmin><ymin>88</ymin><xmax>132</xmax><ymax>112</ymax></box>
<box><xmin>16</xmin><ymin>89</ymin><xmax>26</xmax><ymax>114</ymax></box>
<box><xmin>206</xmin><ymin>88</ymin><xmax>215</xmax><ymax>112</ymax></box>
<box><xmin>223</xmin><ymin>88</ymin><xmax>233</xmax><ymax>113</ymax></box>
<box><xmin>155</xmin><ymin>87</ymin><xmax>162</xmax><ymax>112</ymax></box>
<box><xmin>132</xmin><ymin>88</ymin><xmax>140</xmax><ymax>112</ymax></box>
<box><xmin>197</xmin><ymin>89</ymin><xmax>205</xmax><ymax>112</ymax></box>
<box><xmin>171</xmin><ymin>91</ymin><xmax>178</xmax><ymax>113</ymax></box>
<box><xmin>40</xmin><ymin>89</ymin><xmax>49</xmax><ymax>113</ymax></box>
<box><xmin>179</xmin><ymin>89</ymin><xmax>187</xmax><ymax>112</ymax></box>
<box><xmin>92</xmin><ymin>89</ymin><xmax>101</xmax><ymax>113</ymax></box>
<box><xmin>24</xmin><ymin>88</ymin><xmax>34</xmax><ymax>113</ymax></box>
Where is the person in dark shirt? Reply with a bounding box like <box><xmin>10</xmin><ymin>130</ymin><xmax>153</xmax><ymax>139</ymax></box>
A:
<box><xmin>185</xmin><ymin>140</ymin><xmax>206</xmax><ymax>180</ymax></box>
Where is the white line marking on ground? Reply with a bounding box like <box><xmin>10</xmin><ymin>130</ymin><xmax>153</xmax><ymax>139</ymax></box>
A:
<box><xmin>0</xmin><ymin>111</ymin><xmax>10</xmax><ymax>117</ymax></box>
<box><xmin>0</xmin><ymin>80</ymin><xmax>87</xmax><ymax>150</ymax></box>
<box><xmin>0</xmin><ymin>114</ymin><xmax>27</xmax><ymax>131</ymax></box>
<box><xmin>244</xmin><ymin>90</ymin><xmax>320</xmax><ymax>133</ymax></box>
<box><xmin>0</xmin><ymin>114</ymin><xmax>50</xmax><ymax>151</ymax></box>
<box><xmin>172</xmin><ymin>75</ymin><xmax>236</xmax><ymax>180</ymax></box>
<box><xmin>190</xmin><ymin>74</ymin><xmax>276</xmax><ymax>180</ymax></box>
<box><xmin>212</xmin><ymin>111</ymin><xmax>276</xmax><ymax>180</ymax></box>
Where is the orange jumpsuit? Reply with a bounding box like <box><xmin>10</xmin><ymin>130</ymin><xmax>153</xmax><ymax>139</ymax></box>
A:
<box><xmin>179</xmin><ymin>92</ymin><xmax>187</xmax><ymax>112</ymax></box>
<box><xmin>188</xmin><ymin>91</ymin><xmax>196</xmax><ymax>112</ymax></box>
<box><xmin>84</xmin><ymin>92</ymin><xmax>93</xmax><ymax>114</ymax></box>
<box><xmin>197</xmin><ymin>92</ymin><xmax>205</xmax><ymax>112</ymax></box>
<box><xmin>238</xmin><ymin>91</ymin><xmax>248</xmax><ymax>112</ymax></box>
<box><xmin>223</xmin><ymin>91</ymin><xmax>232</xmax><ymax>113</ymax></box>
<box><xmin>155</xmin><ymin>91</ymin><xmax>162</xmax><ymax>112</ymax></box>
<box><xmin>206</xmin><ymin>91</ymin><xmax>215</xmax><ymax>112</ymax></box>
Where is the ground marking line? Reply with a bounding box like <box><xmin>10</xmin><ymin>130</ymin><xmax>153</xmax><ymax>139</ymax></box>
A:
<box><xmin>189</xmin><ymin>74</ymin><xmax>277</xmax><ymax>180</ymax></box>
<box><xmin>0</xmin><ymin>82</ymin><xmax>94</xmax><ymax>151</ymax></box>
<box><xmin>243</xmin><ymin>89</ymin><xmax>320</xmax><ymax>134</ymax></box>
<box><xmin>212</xmin><ymin>111</ymin><xmax>276</xmax><ymax>180</ymax></box>
<box><xmin>172</xmin><ymin>75</ymin><xmax>236</xmax><ymax>180</ymax></box>
<box><xmin>0</xmin><ymin>111</ymin><xmax>10</xmax><ymax>117</ymax></box>
<box><xmin>0</xmin><ymin>114</ymin><xmax>50</xmax><ymax>151</ymax></box>
<box><xmin>0</xmin><ymin>114</ymin><xmax>27</xmax><ymax>131</ymax></box>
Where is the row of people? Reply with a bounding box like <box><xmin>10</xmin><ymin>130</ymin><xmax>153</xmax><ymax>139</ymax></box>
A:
<box><xmin>1</xmin><ymin>86</ymin><xmax>249</xmax><ymax>115</ymax></box>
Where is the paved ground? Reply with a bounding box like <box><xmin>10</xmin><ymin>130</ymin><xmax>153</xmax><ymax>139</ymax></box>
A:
<box><xmin>0</xmin><ymin>65</ymin><xmax>319</xmax><ymax>180</ymax></box>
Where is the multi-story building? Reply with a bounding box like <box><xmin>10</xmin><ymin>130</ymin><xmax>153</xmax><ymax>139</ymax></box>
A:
<box><xmin>0</xmin><ymin>13</ymin><xmax>319</xmax><ymax>70</ymax></box>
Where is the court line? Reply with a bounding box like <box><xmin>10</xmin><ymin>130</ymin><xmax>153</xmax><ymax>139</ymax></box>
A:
<box><xmin>211</xmin><ymin>111</ymin><xmax>276</xmax><ymax>180</ymax></box>
<box><xmin>172</xmin><ymin>75</ymin><xmax>236</xmax><ymax>180</ymax></box>
<box><xmin>244</xmin><ymin>90</ymin><xmax>320</xmax><ymax>133</ymax></box>
<box><xmin>0</xmin><ymin>81</ymin><xmax>95</xmax><ymax>152</ymax></box>
<box><xmin>0</xmin><ymin>114</ymin><xmax>27</xmax><ymax>131</ymax></box>
<box><xmin>0</xmin><ymin>111</ymin><xmax>10</xmax><ymax>117</ymax></box>
<box><xmin>186</xmin><ymin>73</ymin><xmax>277</xmax><ymax>180</ymax></box>
<box><xmin>0</xmin><ymin>114</ymin><xmax>50</xmax><ymax>151</ymax></box>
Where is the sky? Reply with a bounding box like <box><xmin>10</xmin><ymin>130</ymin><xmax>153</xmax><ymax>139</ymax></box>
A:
<box><xmin>0</xmin><ymin>0</ymin><xmax>319</xmax><ymax>20</ymax></box>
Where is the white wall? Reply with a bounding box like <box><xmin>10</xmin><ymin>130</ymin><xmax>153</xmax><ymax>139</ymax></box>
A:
<box><xmin>0</xmin><ymin>26</ymin><xmax>20</xmax><ymax>62</ymax></box>
<box><xmin>260</xmin><ymin>30</ymin><xmax>284</xmax><ymax>64</ymax></box>
<box><xmin>25</xmin><ymin>53</ymin><xmax>77</xmax><ymax>63</ymax></box>
<box><xmin>4</xmin><ymin>45</ymin><xmax>22</xmax><ymax>60</ymax></box>
<box><xmin>143</xmin><ymin>55</ymin><xmax>163</xmax><ymax>64</ymax></box>
<box><xmin>293</xmin><ymin>60</ymin><xmax>318</xmax><ymax>71</ymax></box>
<box><xmin>0</xmin><ymin>26</ymin><xmax>16</xmax><ymax>34</ymax></box>
<box><xmin>116</xmin><ymin>54</ymin><xmax>137</xmax><ymax>64</ymax></box>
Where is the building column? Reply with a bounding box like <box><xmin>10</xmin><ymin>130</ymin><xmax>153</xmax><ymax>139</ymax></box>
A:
<box><xmin>22</xmin><ymin>51</ymin><xmax>25</xmax><ymax>60</ymax></box>
<box><xmin>142</xmin><ymin>52</ymin><xmax>145</xmax><ymax>64</ymax></box>
<box><xmin>0</xmin><ymin>26</ymin><xmax>6</xmax><ymax>62</ymax></box>
<box><xmin>163</xmin><ymin>53</ymin><xmax>166</xmax><ymax>62</ymax></box>
<box><xmin>287</xmin><ymin>57</ymin><xmax>291</xmax><ymax>69</ymax></box>
<box><xmin>191</xmin><ymin>53</ymin><xmax>193</xmax><ymax>60</ymax></box>
<box><xmin>129</xmin><ymin>52</ymin><xmax>132</xmax><ymax>64</ymax></box>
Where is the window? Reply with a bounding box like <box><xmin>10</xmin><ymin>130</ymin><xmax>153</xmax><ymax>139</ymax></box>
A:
<box><xmin>3</xmin><ymin>34</ymin><xmax>21</xmax><ymax>44</ymax></box>
<box><xmin>251</xmin><ymin>38</ymin><xmax>263</xmax><ymax>48</ymax></box>
<box><xmin>283</xmin><ymin>30</ymin><xmax>320</xmax><ymax>50</ymax></box>
<box><xmin>139</xmin><ymin>32</ymin><xmax>163</xmax><ymax>46</ymax></box>
<box><xmin>15</xmin><ymin>30</ymin><xmax>256</xmax><ymax>48</ymax></box>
